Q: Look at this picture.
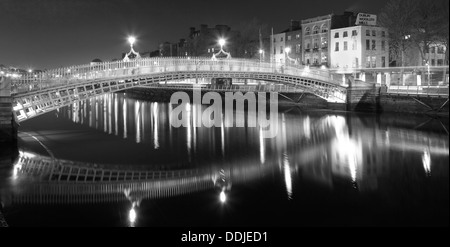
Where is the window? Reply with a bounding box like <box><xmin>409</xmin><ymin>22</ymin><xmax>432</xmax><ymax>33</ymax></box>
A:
<box><xmin>296</xmin><ymin>44</ymin><xmax>301</xmax><ymax>53</ymax></box>
<box><xmin>322</xmin><ymin>54</ymin><xmax>328</xmax><ymax>63</ymax></box>
<box><xmin>372</xmin><ymin>40</ymin><xmax>376</xmax><ymax>50</ymax></box>
<box><xmin>366</xmin><ymin>56</ymin><xmax>371</xmax><ymax>68</ymax></box>
<box><xmin>437</xmin><ymin>59</ymin><xmax>444</xmax><ymax>66</ymax></box>
<box><xmin>306</xmin><ymin>41</ymin><xmax>311</xmax><ymax>49</ymax></box>
<box><xmin>366</xmin><ymin>30</ymin><xmax>370</xmax><ymax>36</ymax></box>
<box><xmin>280</xmin><ymin>46</ymin><xmax>283</xmax><ymax>54</ymax></box>
<box><xmin>335</xmin><ymin>42</ymin><xmax>339</xmax><ymax>51</ymax></box>
<box><xmin>343</xmin><ymin>31</ymin><xmax>348</xmax><ymax>37</ymax></box>
<box><xmin>381</xmin><ymin>41</ymin><xmax>386</xmax><ymax>51</ymax></box>
<box><xmin>382</xmin><ymin>57</ymin><xmax>386</xmax><ymax>67</ymax></box>
<box><xmin>366</xmin><ymin>40</ymin><xmax>370</xmax><ymax>50</ymax></box>
<box><xmin>321</xmin><ymin>24</ymin><xmax>328</xmax><ymax>33</ymax></box>
<box><xmin>352</xmin><ymin>30</ymin><xmax>358</xmax><ymax>36</ymax></box>
<box><xmin>321</xmin><ymin>37</ymin><xmax>328</xmax><ymax>48</ymax></box>
<box><xmin>431</xmin><ymin>47</ymin><xmax>436</xmax><ymax>53</ymax></box>
<box><xmin>431</xmin><ymin>59</ymin><xmax>435</xmax><ymax>66</ymax></box>
<box><xmin>381</xmin><ymin>31</ymin><xmax>386</xmax><ymax>37</ymax></box>
<box><xmin>288</xmin><ymin>35</ymin><xmax>291</xmax><ymax>41</ymax></box>
<box><xmin>296</xmin><ymin>34</ymin><xmax>300</xmax><ymax>39</ymax></box>
<box><xmin>437</xmin><ymin>47</ymin><xmax>444</xmax><ymax>54</ymax></box>
<box><xmin>371</xmin><ymin>56</ymin><xmax>376</xmax><ymax>68</ymax></box>
<box><xmin>352</xmin><ymin>40</ymin><xmax>357</xmax><ymax>50</ymax></box>
<box><xmin>344</xmin><ymin>41</ymin><xmax>348</xmax><ymax>51</ymax></box>
<box><xmin>334</xmin><ymin>32</ymin><xmax>339</xmax><ymax>38</ymax></box>
<box><xmin>305</xmin><ymin>27</ymin><xmax>311</xmax><ymax>35</ymax></box>
<box><xmin>313</xmin><ymin>26</ymin><xmax>319</xmax><ymax>34</ymax></box>
<box><xmin>208</xmin><ymin>48</ymin><xmax>210</xmax><ymax>53</ymax></box>
<box><xmin>281</xmin><ymin>37</ymin><xmax>283</xmax><ymax>42</ymax></box>
<box><xmin>313</xmin><ymin>38</ymin><xmax>319</xmax><ymax>49</ymax></box>
<box><xmin>372</xmin><ymin>30</ymin><xmax>376</xmax><ymax>36</ymax></box>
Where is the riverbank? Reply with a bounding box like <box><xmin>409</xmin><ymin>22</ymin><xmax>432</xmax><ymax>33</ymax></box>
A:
<box><xmin>124</xmin><ymin>87</ymin><xmax>449</xmax><ymax>117</ymax></box>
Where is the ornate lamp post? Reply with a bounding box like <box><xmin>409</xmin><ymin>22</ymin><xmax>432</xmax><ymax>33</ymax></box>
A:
<box><xmin>123</xmin><ymin>36</ymin><xmax>141</xmax><ymax>62</ymax></box>
<box><xmin>212</xmin><ymin>38</ymin><xmax>231</xmax><ymax>60</ymax></box>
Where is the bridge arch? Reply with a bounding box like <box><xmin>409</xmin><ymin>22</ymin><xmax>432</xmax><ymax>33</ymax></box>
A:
<box><xmin>11</xmin><ymin>57</ymin><xmax>347</xmax><ymax>122</ymax></box>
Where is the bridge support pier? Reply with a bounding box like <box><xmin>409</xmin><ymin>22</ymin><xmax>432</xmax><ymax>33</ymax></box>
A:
<box><xmin>346</xmin><ymin>76</ymin><xmax>381</xmax><ymax>112</ymax></box>
<box><xmin>0</xmin><ymin>77</ymin><xmax>17</xmax><ymax>145</ymax></box>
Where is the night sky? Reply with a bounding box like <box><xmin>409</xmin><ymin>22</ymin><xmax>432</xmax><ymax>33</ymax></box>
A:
<box><xmin>1</xmin><ymin>0</ymin><xmax>389</xmax><ymax>69</ymax></box>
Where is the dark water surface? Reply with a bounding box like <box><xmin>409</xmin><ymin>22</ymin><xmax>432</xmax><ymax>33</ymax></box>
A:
<box><xmin>0</xmin><ymin>92</ymin><xmax>448</xmax><ymax>226</ymax></box>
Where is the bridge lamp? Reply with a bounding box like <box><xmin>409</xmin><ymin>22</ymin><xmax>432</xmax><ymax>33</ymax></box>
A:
<box><xmin>218</xmin><ymin>38</ymin><xmax>226</xmax><ymax>49</ymax></box>
<box><xmin>128</xmin><ymin>36</ymin><xmax>136</xmax><ymax>48</ymax></box>
<box><xmin>28</xmin><ymin>69</ymin><xmax>32</xmax><ymax>73</ymax></box>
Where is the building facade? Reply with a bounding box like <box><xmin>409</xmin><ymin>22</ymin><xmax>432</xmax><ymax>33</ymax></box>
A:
<box><xmin>271</xmin><ymin>32</ymin><xmax>286</xmax><ymax>65</ymax></box>
<box><xmin>301</xmin><ymin>15</ymin><xmax>331</xmax><ymax>67</ymax></box>
<box><xmin>330</xmin><ymin>25</ymin><xmax>389</xmax><ymax>69</ymax></box>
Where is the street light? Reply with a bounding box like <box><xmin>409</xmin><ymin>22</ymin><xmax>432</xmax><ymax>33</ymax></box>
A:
<box><xmin>212</xmin><ymin>38</ymin><xmax>231</xmax><ymax>60</ymax></box>
<box><xmin>284</xmin><ymin>47</ymin><xmax>297</xmax><ymax>65</ymax></box>
<box><xmin>259</xmin><ymin>49</ymin><xmax>264</xmax><ymax>63</ymax></box>
<box><xmin>128</xmin><ymin>36</ymin><xmax>136</xmax><ymax>48</ymax></box>
<box><xmin>123</xmin><ymin>36</ymin><xmax>141</xmax><ymax>61</ymax></box>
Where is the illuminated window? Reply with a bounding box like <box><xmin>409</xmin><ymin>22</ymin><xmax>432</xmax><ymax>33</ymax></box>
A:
<box><xmin>372</xmin><ymin>40</ymin><xmax>376</xmax><ymax>50</ymax></box>
<box><xmin>371</xmin><ymin>56</ymin><xmax>376</xmax><ymax>67</ymax></box>
<box><xmin>321</xmin><ymin>37</ymin><xmax>328</xmax><ymax>48</ymax></box>
<box><xmin>321</xmin><ymin>24</ymin><xmax>328</xmax><ymax>33</ymax></box>
<box><xmin>288</xmin><ymin>35</ymin><xmax>291</xmax><ymax>41</ymax></box>
<box><xmin>366</xmin><ymin>56</ymin><xmax>371</xmax><ymax>67</ymax></box>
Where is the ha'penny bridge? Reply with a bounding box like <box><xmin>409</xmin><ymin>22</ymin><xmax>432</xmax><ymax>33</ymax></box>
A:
<box><xmin>0</xmin><ymin>56</ymin><xmax>448</xmax><ymax>142</ymax></box>
<box><xmin>8</xmin><ymin>57</ymin><xmax>350</xmax><ymax>123</ymax></box>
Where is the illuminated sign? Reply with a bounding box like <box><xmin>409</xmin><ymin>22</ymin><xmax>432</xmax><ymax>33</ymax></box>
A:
<box><xmin>356</xmin><ymin>13</ymin><xmax>377</xmax><ymax>26</ymax></box>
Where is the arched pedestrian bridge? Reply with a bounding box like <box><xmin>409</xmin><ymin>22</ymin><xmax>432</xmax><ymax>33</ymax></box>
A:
<box><xmin>10</xmin><ymin>57</ymin><xmax>348</xmax><ymax>122</ymax></box>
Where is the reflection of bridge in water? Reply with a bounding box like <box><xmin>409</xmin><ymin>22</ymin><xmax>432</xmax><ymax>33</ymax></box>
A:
<box><xmin>3</xmin><ymin>112</ymin><xmax>448</xmax><ymax>206</ymax></box>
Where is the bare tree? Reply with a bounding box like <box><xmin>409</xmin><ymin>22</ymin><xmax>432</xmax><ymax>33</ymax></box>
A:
<box><xmin>379</xmin><ymin>0</ymin><xmax>449</xmax><ymax>66</ymax></box>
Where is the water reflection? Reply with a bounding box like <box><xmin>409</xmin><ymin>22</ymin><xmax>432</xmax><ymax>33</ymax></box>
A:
<box><xmin>2</xmin><ymin>92</ymin><xmax>448</xmax><ymax>226</ymax></box>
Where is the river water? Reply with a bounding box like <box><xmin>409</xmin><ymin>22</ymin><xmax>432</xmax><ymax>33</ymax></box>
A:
<box><xmin>0</xmin><ymin>92</ymin><xmax>448</xmax><ymax>226</ymax></box>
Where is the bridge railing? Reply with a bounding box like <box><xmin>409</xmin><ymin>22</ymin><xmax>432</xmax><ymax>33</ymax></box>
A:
<box><xmin>11</xmin><ymin>57</ymin><xmax>343</xmax><ymax>94</ymax></box>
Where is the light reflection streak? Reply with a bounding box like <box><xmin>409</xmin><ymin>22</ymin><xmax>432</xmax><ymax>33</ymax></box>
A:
<box><xmin>123</xmin><ymin>98</ymin><xmax>127</xmax><ymax>139</ymax></box>
<box><xmin>108</xmin><ymin>94</ymin><xmax>112</xmax><ymax>134</ymax></box>
<box><xmin>422</xmin><ymin>150</ymin><xmax>431</xmax><ymax>176</ymax></box>
<box><xmin>114</xmin><ymin>95</ymin><xmax>118</xmax><ymax>136</ymax></box>
<box><xmin>186</xmin><ymin>103</ymin><xmax>192</xmax><ymax>160</ymax></box>
<box><xmin>153</xmin><ymin>102</ymin><xmax>159</xmax><ymax>149</ymax></box>
<box><xmin>135</xmin><ymin>101</ymin><xmax>141</xmax><ymax>143</ymax></box>
<box><xmin>259</xmin><ymin>126</ymin><xmax>265</xmax><ymax>164</ymax></box>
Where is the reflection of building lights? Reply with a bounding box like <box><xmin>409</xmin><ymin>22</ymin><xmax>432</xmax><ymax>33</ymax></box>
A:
<box><xmin>283</xmin><ymin>153</ymin><xmax>293</xmax><ymax>200</ymax></box>
<box><xmin>422</xmin><ymin>150</ymin><xmax>431</xmax><ymax>176</ymax></box>
<box><xmin>220</xmin><ymin>190</ymin><xmax>226</xmax><ymax>203</ymax></box>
